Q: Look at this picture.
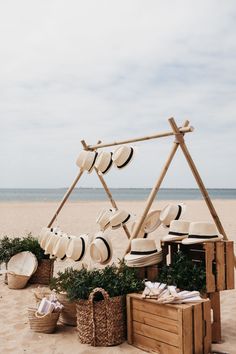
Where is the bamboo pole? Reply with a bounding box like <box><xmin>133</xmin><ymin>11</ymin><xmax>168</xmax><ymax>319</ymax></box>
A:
<box><xmin>87</xmin><ymin>124</ymin><xmax>194</xmax><ymax>150</ymax></box>
<box><xmin>47</xmin><ymin>170</ymin><xmax>84</xmax><ymax>227</ymax></box>
<box><xmin>124</xmin><ymin>120</ymin><xmax>190</xmax><ymax>255</ymax></box>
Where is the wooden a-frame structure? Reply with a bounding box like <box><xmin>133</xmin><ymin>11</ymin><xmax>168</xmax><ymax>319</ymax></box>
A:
<box><xmin>47</xmin><ymin>117</ymin><xmax>234</xmax><ymax>265</ymax></box>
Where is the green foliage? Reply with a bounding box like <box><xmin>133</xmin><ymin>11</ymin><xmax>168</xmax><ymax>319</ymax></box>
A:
<box><xmin>50</xmin><ymin>261</ymin><xmax>144</xmax><ymax>301</ymax></box>
<box><xmin>157</xmin><ymin>251</ymin><xmax>206</xmax><ymax>292</ymax></box>
<box><xmin>0</xmin><ymin>234</ymin><xmax>48</xmax><ymax>264</ymax></box>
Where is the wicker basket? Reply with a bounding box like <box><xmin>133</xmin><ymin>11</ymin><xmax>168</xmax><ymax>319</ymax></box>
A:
<box><xmin>7</xmin><ymin>272</ymin><xmax>30</xmax><ymax>289</ymax></box>
<box><xmin>57</xmin><ymin>293</ymin><xmax>77</xmax><ymax>326</ymax></box>
<box><xmin>33</xmin><ymin>287</ymin><xmax>52</xmax><ymax>303</ymax></box>
<box><xmin>29</xmin><ymin>259</ymin><xmax>54</xmax><ymax>285</ymax></box>
<box><xmin>28</xmin><ymin>307</ymin><xmax>60</xmax><ymax>333</ymax></box>
<box><xmin>76</xmin><ymin>288</ymin><xmax>126</xmax><ymax>346</ymax></box>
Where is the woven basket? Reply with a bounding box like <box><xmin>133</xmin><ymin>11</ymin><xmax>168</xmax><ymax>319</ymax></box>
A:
<box><xmin>34</xmin><ymin>287</ymin><xmax>52</xmax><ymax>303</ymax></box>
<box><xmin>57</xmin><ymin>293</ymin><xmax>77</xmax><ymax>326</ymax></box>
<box><xmin>28</xmin><ymin>307</ymin><xmax>60</xmax><ymax>333</ymax></box>
<box><xmin>29</xmin><ymin>259</ymin><xmax>54</xmax><ymax>285</ymax></box>
<box><xmin>7</xmin><ymin>272</ymin><xmax>30</xmax><ymax>289</ymax></box>
<box><xmin>76</xmin><ymin>288</ymin><xmax>126</xmax><ymax>346</ymax></box>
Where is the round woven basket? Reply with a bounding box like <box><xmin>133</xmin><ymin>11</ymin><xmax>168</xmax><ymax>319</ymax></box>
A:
<box><xmin>33</xmin><ymin>287</ymin><xmax>52</xmax><ymax>304</ymax></box>
<box><xmin>29</xmin><ymin>259</ymin><xmax>54</xmax><ymax>285</ymax></box>
<box><xmin>28</xmin><ymin>307</ymin><xmax>60</xmax><ymax>333</ymax></box>
<box><xmin>57</xmin><ymin>293</ymin><xmax>77</xmax><ymax>326</ymax></box>
<box><xmin>7</xmin><ymin>272</ymin><xmax>30</xmax><ymax>289</ymax></box>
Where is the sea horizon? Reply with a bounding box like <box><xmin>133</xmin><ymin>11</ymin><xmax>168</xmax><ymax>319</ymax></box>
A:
<box><xmin>0</xmin><ymin>188</ymin><xmax>236</xmax><ymax>202</ymax></box>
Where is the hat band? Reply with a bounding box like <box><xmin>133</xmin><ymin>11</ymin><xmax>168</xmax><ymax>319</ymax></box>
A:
<box><xmin>112</xmin><ymin>214</ymin><xmax>131</xmax><ymax>229</ymax></box>
<box><xmin>188</xmin><ymin>234</ymin><xmax>218</xmax><ymax>239</ymax></box>
<box><xmin>96</xmin><ymin>236</ymin><xmax>111</xmax><ymax>262</ymax></box>
<box><xmin>89</xmin><ymin>152</ymin><xmax>98</xmax><ymax>171</ymax></box>
<box><xmin>130</xmin><ymin>249</ymin><xmax>157</xmax><ymax>255</ymax></box>
<box><xmin>102</xmin><ymin>154</ymin><xmax>113</xmax><ymax>174</ymax></box>
<box><xmin>117</xmin><ymin>147</ymin><xmax>134</xmax><ymax>168</ymax></box>
<box><xmin>75</xmin><ymin>237</ymin><xmax>85</xmax><ymax>262</ymax></box>
<box><xmin>168</xmin><ymin>231</ymin><xmax>188</xmax><ymax>236</ymax></box>
<box><xmin>60</xmin><ymin>255</ymin><xmax>67</xmax><ymax>260</ymax></box>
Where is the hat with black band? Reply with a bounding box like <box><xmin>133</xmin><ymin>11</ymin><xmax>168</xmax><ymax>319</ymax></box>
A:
<box><xmin>182</xmin><ymin>222</ymin><xmax>223</xmax><ymax>245</ymax></box>
<box><xmin>162</xmin><ymin>220</ymin><xmax>190</xmax><ymax>242</ymax></box>
<box><xmin>90</xmin><ymin>232</ymin><xmax>113</xmax><ymax>265</ymax></box>
<box><xmin>66</xmin><ymin>234</ymin><xmax>89</xmax><ymax>262</ymax></box>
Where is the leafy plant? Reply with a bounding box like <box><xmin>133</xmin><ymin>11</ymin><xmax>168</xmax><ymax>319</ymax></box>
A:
<box><xmin>50</xmin><ymin>261</ymin><xmax>144</xmax><ymax>301</ymax></box>
<box><xmin>0</xmin><ymin>234</ymin><xmax>48</xmax><ymax>264</ymax></box>
<box><xmin>157</xmin><ymin>251</ymin><xmax>206</xmax><ymax>292</ymax></box>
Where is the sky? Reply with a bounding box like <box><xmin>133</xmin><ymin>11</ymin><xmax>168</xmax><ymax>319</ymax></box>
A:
<box><xmin>0</xmin><ymin>0</ymin><xmax>236</xmax><ymax>189</ymax></box>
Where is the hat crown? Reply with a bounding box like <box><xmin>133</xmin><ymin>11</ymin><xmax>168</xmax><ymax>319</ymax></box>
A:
<box><xmin>189</xmin><ymin>222</ymin><xmax>218</xmax><ymax>236</ymax></box>
<box><xmin>169</xmin><ymin>220</ymin><xmax>190</xmax><ymax>233</ymax></box>
<box><xmin>131</xmin><ymin>239</ymin><xmax>157</xmax><ymax>253</ymax></box>
<box><xmin>109</xmin><ymin>209</ymin><xmax>130</xmax><ymax>227</ymax></box>
<box><xmin>76</xmin><ymin>150</ymin><xmax>87</xmax><ymax>168</ymax></box>
<box><xmin>95</xmin><ymin>151</ymin><xmax>112</xmax><ymax>171</ymax></box>
<box><xmin>112</xmin><ymin>145</ymin><xmax>133</xmax><ymax>167</ymax></box>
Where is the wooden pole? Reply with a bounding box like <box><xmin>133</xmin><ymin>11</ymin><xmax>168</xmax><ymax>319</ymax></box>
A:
<box><xmin>47</xmin><ymin>170</ymin><xmax>84</xmax><ymax>227</ymax></box>
<box><xmin>124</xmin><ymin>120</ymin><xmax>190</xmax><ymax>255</ymax></box>
<box><xmin>87</xmin><ymin>124</ymin><xmax>194</xmax><ymax>150</ymax></box>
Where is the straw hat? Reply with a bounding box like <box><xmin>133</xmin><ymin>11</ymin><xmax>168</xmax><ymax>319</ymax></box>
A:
<box><xmin>38</xmin><ymin>227</ymin><xmax>49</xmax><ymax>243</ymax></box>
<box><xmin>162</xmin><ymin>220</ymin><xmax>190</xmax><ymax>242</ymax></box>
<box><xmin>109</xmin><ymin>209</ymin><xmax>131</xmax><ymax>229</ymax></box>
<box><xmin>8</xmin><ymin>251</ymin><xmax>38</xmax><ymax>277</ymax></box>
<box><xmin>40</xmin><ymin>227</ymin><xmax>60</xmax><ymax>250</ymax></box>
<box><xmin>90</xmin><ymin>232</ymin><xmax>112</xmax><ymax>265</ymax></box>
<box><xmin>124</xmin><ymin>239</ymin><xmax>162</xmax><ymax>267</ymax></box>
<box><xmin>95</xmin><ymin>151</ymin><xmax>113</xmax><ymax>174</ymax></box>
<box><xmin>53</xmin><ymin>233</ymin><xmax>72</xmax><ymax>260</ymax></box>
<box><xmin>44</xmin><ymin>230</ymin><xmax>63</xmax><ymax>256</ymax></box>
<box><xmin>182</xmin><ymin>222</ymin><xmax>223</xmax><ymax>244</ymax></box>
<box><xmin>96</xmin><ymin>208</ymin><xmax>115</xmax><ymax>231</ymax></box>
<box><xmin>143</xmin><ymin>210</ymin><xmax>161</xmax><ymax>233</ymax></box>
<box><xmin>66</xmin><ymin>234</ymin><xmax>89</xmax><ymax>261</ymax></box>
<box><xmin>76</xmin><ymin>150</ymin><xmax>98</xmax><ymax>173</ymax></box>
<box><xmin>112</xmin><ymin>146</ymin><xmax>134</xmax><ymax>169</ymax></box>
<box><xmin>160</xmin><ymin>203</ymin><xmax>186</xmax><ymax>228</ymax></box>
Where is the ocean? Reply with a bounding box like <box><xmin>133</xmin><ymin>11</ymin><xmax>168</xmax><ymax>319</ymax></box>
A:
<box><xmin>0</xmin><ymin>188</ymin><xmax>235</xmax><ymax>202</ymax></box>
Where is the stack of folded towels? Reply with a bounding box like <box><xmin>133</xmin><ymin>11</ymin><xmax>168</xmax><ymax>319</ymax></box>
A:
<box><xmin>142</xmin><ymin>281</ymin><xmax>202</xmax><ymax>304</ymax></box>
<box><xmin>37</xmin><ymin>293</ymin><xmax>64</xmax><ymax>315</ymax></box>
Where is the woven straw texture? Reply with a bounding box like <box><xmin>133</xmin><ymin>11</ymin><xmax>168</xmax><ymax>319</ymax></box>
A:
<box><xmin>33</xmin><ymin>287</ymin><xmax>52</xmax><ymax>303</ymax></box>
<box><xmin>29</xmin><ymin>259</ymin><xmax>54</xmax><ymax>285</ymax></box>
<box><xmin>76</xmin><ymin>288</ymin><xmax>126</xmax><ymax>346</ymax></box>
<box><xmin>7</xmin><ymin>272</ymin><xmax>29</xmax><ymax>289</ymax></box>
<box><xmin>28</xmin><ymin>307</ymin><xmax>60</xmax><ymax>333</ymax></box>
<box><xmin>57</xmin><ymin>293</ymin><xmax>77</xmax><ymax>326</ymax></box>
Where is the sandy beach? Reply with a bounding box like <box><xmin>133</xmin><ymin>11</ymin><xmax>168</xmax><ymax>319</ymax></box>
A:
<box><xmin>0</xmin><ymin>200</ymin><xmax>236</xmax><ymax>353</ymax></box>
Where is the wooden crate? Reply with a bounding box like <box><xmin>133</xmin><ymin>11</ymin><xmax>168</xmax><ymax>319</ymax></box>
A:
<box><xmin>136</xmin><ymin>263</ymin><xmax>163</xmax><ymax>282</ymax></box>
<box><xmin>127</xmin><ymin>293</ymin><xmax>211</xmax><ymax>354</ymax></box>
<box><xmin>161</xmin><ymin>240</ymin><xmax>234</xmax><ymax>293</ymax></box>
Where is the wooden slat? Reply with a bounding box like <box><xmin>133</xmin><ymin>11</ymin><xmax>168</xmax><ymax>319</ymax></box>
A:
<box><xmin>126</xmin><ymin>295</ymin><xmax>133</xmax><ymax>344</ymax></box>
<box><xmin>133</xmin><ymin>321</ymin><xmax>180</xmax><ymax>347</ymax></box>
<box><xmin>193</xmin><ymin>303</ymin><xmax>203</xmax><ymax>354</ymax></box>
<box><xmin>132</xmin><ymin>332</ymin><xmax>181</xmax><ymax>354</ymax></box>
<box><xmin>182</xmin><ymin>307</ymin><xmax>193</xmax><ymax>354</ymax></box>
<box><xmin>209</xmin><ymin>292</ymin><xmax>221</xmax><ymax>343</ymax></box>
<box><xmin>225</xmin><ymin>241</ymin><xmax>235</xmax><ymax>289</ymax></box>
<box><xmin>204</xmin><ymin>243</ymin><xmax>216</xmax><ymax>292</ymax></box>
<box><xmin>203</xmin><ymin>300</ymin><xmax>212</xmax><ymax>354</ymax></box>
<box><xmin>133</xmin><ymin>309</ymin><xmax>179</xmax><ymax>334</ymax></box>
<box><xmin>216</xmin><ymin>241</ymin><xmax>225</xmax><ymax>290</ymax></box>
<box><xmin>132</xmin><ymin>298</ymin><xmax>179</xmax><ymax>320</ymax></box>
<box><xmin>147</xmin><ymin>265</ymin><xmax>159</xmax><ymax>281</ymax></box>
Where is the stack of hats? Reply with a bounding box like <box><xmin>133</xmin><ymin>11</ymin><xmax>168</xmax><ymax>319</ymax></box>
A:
<box><xmin>124</xmin><ymin>239</ymin><xmax>162</xmax><ymax>267</ymax></box>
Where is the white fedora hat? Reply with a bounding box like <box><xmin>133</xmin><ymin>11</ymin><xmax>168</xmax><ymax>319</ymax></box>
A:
<box><xmin>95</xmin><ymin>151</ymin><xmax>113</xmax><ymax>174</ymax></box>
<box><xmin>112</xmin><ymin>145</ymin><xmax>134</xmax><ymax>169</ymax></box>
<box><xmin>90</xmin><ymin>232</ymin><xmax>112</xmax><ymax>265</ymax></box>
<box><xmin>66</xmin><ymin>234</ymin><xmax>89</xmax><ymax>261</ymax></box>
<box><xmin>40</xmin><ymin>228</ymin><xmax>55</xmax><ymax>250</ymax></box>
<box><xmin>44</xmin><ymin>230</ymin><xmax>63</xmax><ymax>256</ymax></box>
<box><xmin>109</xmin><ymin>209</ymin><xmax>131</xmax><ymax>229</ymax></box>
<box><xmin>96</xmin><ymin>208</ymin><xmax>115</xmax><ymax>231</ymax></box>
<box><xmin>182</xmin><ymin>222</ymin><xmax>223</xmax><ymax>245</ymax></box>
<box><xmin>125</xmin><ymin>239</ymin><xmax>159</xmax><ymax>261</ymax></box>
<box><xmin>160</xmin><ymin>203</ymin><xmax>186</xmax><ymax>228</ymax></box>
<box><xmin>143</xmin><ymin>210</ymin><xmax>161</xmax><ymax>233</ymax></box>
<box><xmin>76</xmin><ymin>150</ymin><xmax>98</xmax><ymax>173</ymax></box>
<box><xmin>53</xmin><ymin>233</ymin><xmax>72</xmax><ymax>260</ymax></box>
<box><xmin>76</xmin><ymin>150</ymin><xmax>87</xmax><ymax>169</ymax></box>
<box><xmin>38</xmin><ymin>227</ymin><xmax>49</xmax><ymax>243</ymax></box>
<box><xmin>162</xmin><ymin>220</ymin><xmax>190</xmax><ymax>242</ymax></box>
<box><xmin>8</xmin><ymin>251</ymin><xmax>38</xmax><ymax>277</ymax></box>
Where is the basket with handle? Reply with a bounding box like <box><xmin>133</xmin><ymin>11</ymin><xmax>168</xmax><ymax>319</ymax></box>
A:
<box><xmin>28</xmin><ymin>307</ymin><xmax>60</xmax><ymax>333</ymax></box>
<box><xmin>76</xmin><ymin>287</ymin><xmax>126</xmax><ymax>346</ymax></box>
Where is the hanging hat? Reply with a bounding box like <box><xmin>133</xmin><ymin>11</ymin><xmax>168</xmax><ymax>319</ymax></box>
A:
<box><xmin>8</xmin><ymin>251</ymin><xmax>38</xmax><ymax>277</ymax></box>
<box><xmin>66</xmin><ymin>234</ymin><xmax>89</xmax><ymax>261</ymax></box>
<box><xmin>112</xmin><ymin>145</ymin><xmax>134</xmax><ymax>169</ymax></box>
<box><xmin>160</xmin><ymin>203</ymin><xmax>186</xmax><ymax>228</ymax></box>
<box><xmin>76</xmin><ymin>150</ymin><xmax>98</xmax><ymax>173</ymax></box>
<box><xmin>76</xmin><ymin>150</ymin><xmax>87</xmax><ymax>169</ymax></box>
<box><xmin>96</xmin><ymin>208</ymin><xmax>115</xmax><ymax>231</ymax></box>
<box><xmin>162</xmin><ymin>220</ymin><xmax>190</xmax><ymax>242</ymax></box>
<box><xmin>53</xmin><ymin>233</ymin><xmax>72</xmax><ymax>260</ymax></box>
<box><xmin>182</xmin><ymin>222</ymin><xmax>223</xmax><ymax>245</ymax></box>
<box><xmin>124</xmin><ymin>239</ymin><xmax>162</xmax><ymax>267</ymax></box>
<box><xmin>44</xmin><ymin>230</ymin><xmax>63</xmax><ymax>256</ymax></box>
<box><xmin>109</xmin><ymin>209</ymin><xmax>131</xmax><ymax>229</ymax></box>
<box><xmin>40</xmin><ymin>227</ymin><xmax>56</xmax><ymax>250</ymax></box>
<box><xmin>143</xmin><ymin>210</ymin><xmax>161</xmax><ymax>233</ymax></box>
<box><xmin>38</xmin><ymin>227</ymin><xmax>49</xmax><ymax>243</ymax></box>
<box><xmin>90</xmin><ymin>232</ymin><xmax>112</xmax><ymax>265</ymax></box>
<box><xmin>95</xmin><ymin>151</ymin><xmax>113</xmax><ymax>174</ymax></box>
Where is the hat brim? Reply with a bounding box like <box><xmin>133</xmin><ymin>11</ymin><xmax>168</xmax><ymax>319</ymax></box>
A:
<box><xmin>124</xmin><ymin>250</ymin><xmax>161</xmax><ymax>262</ymax></box>
<box><xmin>143</xmin><ymin>210</ymin><xmax>161</xmax><ymax>233</ymax></box>
<box><xmin>90</xmin><ymin>235</ymin><xmax>113</xmax><ymax>265</ymax></box>
<box><xmin>182</xmin><ymin>234</ymin><xmax>223</xmax><ymax>245</ymax></box>
<box><xmin>66</xmin><ymin>235</ymin><xmax>89</xmax><ymax>261</ymax></box>
<box><xmin>162</xmin><ymin>235</ymin><xmax>188</xmax><ymax>242</ymax></box>
<box><xmin>114</xmin><ymin>147</ymin><xmax>135</xmax><ymax>169</ymax></box>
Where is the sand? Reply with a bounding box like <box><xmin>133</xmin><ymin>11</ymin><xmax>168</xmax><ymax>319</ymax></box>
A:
<box><xmin>0</xmin><ymin>200</ymin><xmax>236</xmax><ymax>353</ymax></box>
